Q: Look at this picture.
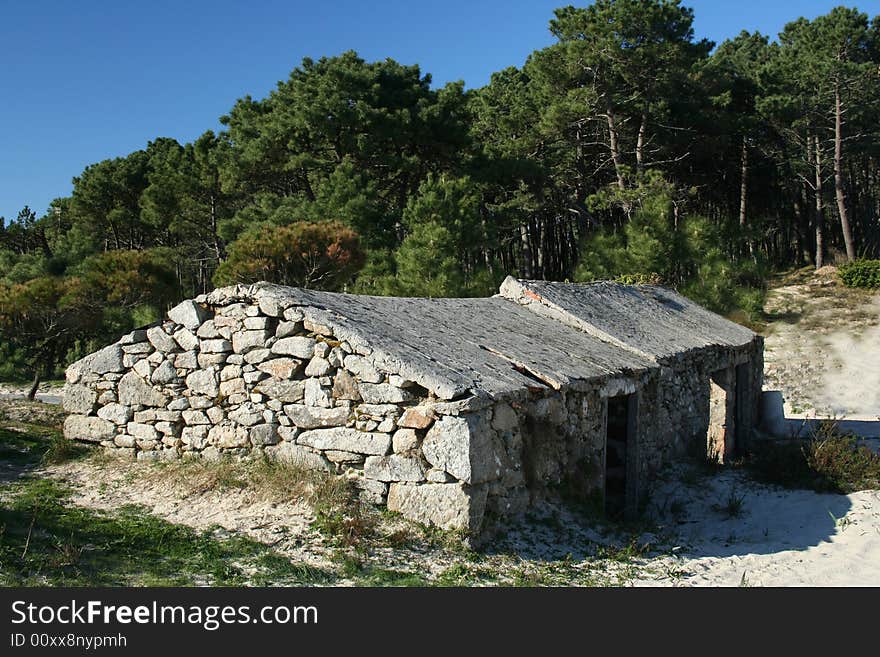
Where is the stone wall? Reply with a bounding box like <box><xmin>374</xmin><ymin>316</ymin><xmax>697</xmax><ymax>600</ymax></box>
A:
<box><xmin>63</xmin><ymin>294</ymin><xmax>520</xmax><ymax>532</ymax></box>
<box><xmin>63</xmin><ymin>286</ymin><xmax>764</xmax><ymax>535</ymax></box>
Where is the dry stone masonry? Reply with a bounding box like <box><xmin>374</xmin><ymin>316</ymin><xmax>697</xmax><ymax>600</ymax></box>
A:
<box><xmin>64</xmin><ymin>277</ymin><xmax>763</xmax><ymax>534</ymax></box>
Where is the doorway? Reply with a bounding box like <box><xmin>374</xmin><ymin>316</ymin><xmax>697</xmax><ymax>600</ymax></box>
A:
<box><xmin>708</xmin><ymin>368</ymin><xmax>734</xmax><ymax>463</ymax></box>
<box><xmin>605</xmin><ymin>393</ymin><xmax>635</xmax><ymax>519</ymax></box>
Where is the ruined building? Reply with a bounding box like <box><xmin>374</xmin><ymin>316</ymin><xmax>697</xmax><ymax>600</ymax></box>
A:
<box><xmin>63</xmin><ymin>277</ymin><xmax>763</xmax><ymax>532</ymax></box>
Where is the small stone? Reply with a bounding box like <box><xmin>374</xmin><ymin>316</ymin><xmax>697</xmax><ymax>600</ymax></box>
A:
<box><xmin>147</xmin><ymin>326</ymin><xmax>179</xmax><ymax>353</ymax></box>
<box><xmin>232</xmin><ymin>329</ymin><xmax>270</xmax><ymax>354</ymax></box>
<box><xmin>343</xmin><ymin>355</ymin><xmax>383</xmax><ymax>383</ymax></box>
<box><xmin>134</xmin><ymin>410</ymin><xmax>157</xmax><ymax>423</ymax></box>
<box><xmin>364</xmin><ymin>454</ymin><xmax>426</xmax><ymax>482</ymax></box>
<box><xmin>173</xmin><ymin>328</ymin><xmax>199</xmax><ymax>351</ymax></box>
<box><xmin>305</xmin><ymin>356</ymin><xmax>332</xmax><ymax>377</ymax></box>
<box><xmin>206</xmin><ymin>406</ymin><xmax>225</xmax><ymax>424</ymax></box>
<box><xmin>272</xmin><ymin>336</ymin><xmax>316</xmax><ymax>359</ymax></box>
<box><xmin>150</xmin><ymin>361</ymin><xmax>178</xmax><ymax>385</ymax></box>
<box><xmin>392</xmin><ymin>428</ymin><xmax>419</xmax><ymax>453</ymax></box>
<box><xmin>358</xmin><ymin>383</ymin><xmax>414</xmax><ymax>404</ymax></box>
<box><xmin>244</xmin><ymin>348</ymin><xmax>271</xmax><ymax>365</ymax></box>
<box><xmin>97</xmin><ymin>403</ymin><xmax>133</xmax><ymax>425</ymax></box>
<box><xmin>167</xmin><ymin>300</ymin><xmax>210</xmax><ymax>329</ymax></box>
<box><xmin>127</xmin><ymin>422</ymin><xmax>159</xmax><ymax>442</ymax></box>
<box><xmin>244</xmin><ymin>316</ymin><xmax>271</xmax><ymax>330</ymax></box>
<box><xmin>118</xmin><ymin>371</ymin><xmax>168</xmax><ymax>407</ymax></box>
<box><xmin>133</xmin><ymin>359</ymin><xmax>152</xmax><ymax>379</ymax></box>
<box><xmin>398</xmin><ymin>406</ymin><xmax>435</xmax><ymax>429</ymax></box>
<box><xmin>90</xmin><ymin>344</ymin><xmax>126</xmax><ymax>374</ymax></box>
<box><xmin>201</xmin><ymin>339</ymin><xmax>233</xmax><ymax>354</ymax></box>
<box><xmin>114</xmin><ymin>434</ymin><xmax>136</xmax><ymax>448</ymax></box>
<box><xmin>182</xmin><ymin>426</ymin><xmax>209</xmax><ymax>449</ymax></box>
<box><xmin>167</xmin><ymin>397</ymin><xmax>190</xmax><ymax>411</ymax></box>
<box><xmin>198</xmin><ymin>353</ymin><xmax>227</xmax><ymax>368</ymax></box>
<box><xmin>249</xmin><ymin>423</ymin><xmax>280</xmax><ymax>446</ymax></box>
<box><xmin>257</xmin><ymin>358</ymin><xmax>302</xmax><ymax>380</ymax></box>
<box><xmin>63</xmin><ymin>415</ymin><xmax>115</xmax><ymax>442</ymax></box>
<box><xmin>182</xmin><ymin>409</ymin><xmax>210</xmax><ymax>425</ymax></box>
<box><xmin>62</xmin><ymin>384</ymin><xmax>98</xmax><ymax>414</ymax></box>
<box><xmin>196</xmin><ymin>320</ymin><xmax>221</xmax><ymax>339</ymax></box>
<box><xmin>174</xmin><ymin>351</ymin><xmax>198</xmax><ymax>369</ymax></box>
<box><xmin>275</xmin><ymin>321</ymin><xmax>302</xmax><ymax>338</ymax></box>
<box><xmin>219</xmin><ymin>378</ymin><xmax>246</xmax><ymax>397</ymax></box>
<box><xmin>332</xmin><ymin>370</ymin><xmax>361</xmax><ymax>401</ymax></box>
<box><xmin>313</xmin><ymin>342</ymin><xmax>330</xmax><ymax>358</ymax></box>
<box><xmin>284</xmin><ymin>404</ymin><xmax>350</xmax><ymax>429</ymax></box>
<box><xmin>304</xmin><ymin>378</ymin><xmax>332</xmax><ymax>407</ymax></box>
<box><xmin>208</xmin><ymin>424</ymin><xmax>250</xmax><ymax>449</ymax></box>
<box><xmin>297</xmin><ymin>427</ymin><xmax>391</xmax><ymax>455</ymax></box>
<box><xmin>186</xmin><ymin>369</ymin><xmax>218</xmax><ymax>397</ymax></box>
<box><xmin>229</xmin><ymin>403</ymin><xmax>263</xmax><ymax>427</ymax></box>
<box><xmin>188</xmin><ymin>395</ymin><xmax>214</xmax><ymax>410</ymax></box>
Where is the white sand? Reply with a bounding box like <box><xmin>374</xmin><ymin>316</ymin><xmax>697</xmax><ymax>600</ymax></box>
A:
<box><xmin>637</xmin><ymin>467</ymin><xmax>880</xmax><ymax>586</ymax></box>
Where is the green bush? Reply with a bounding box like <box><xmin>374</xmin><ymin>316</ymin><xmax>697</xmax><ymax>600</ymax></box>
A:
<box><xmin>839</xmin><ymin>259</ymin><xmax>880</xmax><ymax>289</ymax></box>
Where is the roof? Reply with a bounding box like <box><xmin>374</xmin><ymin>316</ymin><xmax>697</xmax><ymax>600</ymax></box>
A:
<box><xmin>203</xmin><ymin>284</ymin><xmax>656</xmax><ymax>401</ymax></box>
<box><xmin>498</xmin><ymin>278</ymin><xmax>757</xmax><ymax>362</ymax></box>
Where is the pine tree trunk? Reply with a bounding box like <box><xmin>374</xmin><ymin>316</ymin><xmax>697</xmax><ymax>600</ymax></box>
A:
<box><xmin>27</xmin><ymin>369</ymin><xmax>40</xmax><ymax>402</ymax></box>
<box><xmin>814</xmin><ymin>135</ymin><xmax>825</xmax><ymax>269</ymax></box>
<box><xmin>834</xmin><ymin>85</ymin><xmax>856</xmax><ymax>261</ymax></box>
<box><xmin>606</xmin><ymin>108</ymin><xmax>627</xmax><ymax>191</ymax></box>
<box><xmin>739</xmin><ymin>136</ymin><xmax>753</xmax><ymax>256</ymax></box>
<box><xmin>636</xmin><ymin>106</ymin><xmax>648</xmax><ymax>175</ymax></box>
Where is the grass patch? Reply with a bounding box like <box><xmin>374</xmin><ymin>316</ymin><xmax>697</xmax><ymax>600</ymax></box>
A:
<box><xmin>0</xmin><ymin>477</ymin><xmax>332</xmax><ymax>586</ymax></box>
<box><xmin>0</xmin><ymin>423</ymin><xmax>89</xmax><ymax>469</ymax></box>
<box><xmin>746</xmin><ymin>428</ymin><xmax>880</xmax><ymax>494</ymax></box>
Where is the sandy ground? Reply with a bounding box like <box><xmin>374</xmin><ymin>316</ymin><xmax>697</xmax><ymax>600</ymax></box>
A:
<box><xmin>762</xmin><ymin>268</ymin><xmax>880</xmax><ymax>419</ymax></box>
<box><xmin>4</xmin><ymin>267</ymin><xmax>879</xmax><ymax>586</ymax></box>
<box><xmin>636</xmin><ymin>466</ymin><xmax>880</xmax><ymax>586</ymax></box>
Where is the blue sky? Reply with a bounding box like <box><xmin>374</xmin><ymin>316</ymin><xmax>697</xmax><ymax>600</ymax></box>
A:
<box><xmin>1</xmin><ymin>0</ymin><xmax>878</xmax><ymax>221</ymax></box>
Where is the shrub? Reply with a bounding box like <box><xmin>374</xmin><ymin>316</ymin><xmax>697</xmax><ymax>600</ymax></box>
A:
<box><xmin>747</xmin><ymin>431</ymin><xmax>880</xmax><ymax>494</ymax></box>
<box><xmin>839</xmin><ymin>259</ymin><xmax>880</xmax><ymax>289</ymax></box>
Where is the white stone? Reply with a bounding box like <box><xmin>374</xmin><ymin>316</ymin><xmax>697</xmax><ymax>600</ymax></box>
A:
<box><xmin>304</xmin><ymin>378</ymin><xmax>332</xmax><ymax>407</ymax></box>
<box><xmin>173</xmin><ymin>328</ymin><xmax>199</xmax><ymax>351</ymax></box>
<box><xmin>387</xmin><ymin>483</ymin><xmax>487</xmax><ymax>530</ymax></box>
<box><xmin>167</xmin><ymin>300</ymin><xmax>209</xmax><ymax>329</ymax></box>
<box><xmin>97</xmin><ymin>403</ymin><xmax>133</xmax><ymax>425</ymax></box>
<box><xmin>392</xmin><ymin>428</ymin><xmax>419</xmax><ymax>453</ymax></box>
<box><xmin>358</xmin><ymin>383</ymin><xmax>413</xmax><ymax>404</ymax></box>
<box><xmin>343</xmin><ymin>355</ymin><xmax>383</xmax><ymax>383</ymax></box>
<box><xmin>118</xmin><ymin>371</ymin><xmax>168</xmax><ymax>407</ymax></box>
<box><xmin>64</xmin><ymin>415</ymin><xmax>115</xmax><ymax>442</ymax></box>
<box><xmin>272</xmin><ymin>336</ymin><xmax>316</xmax><ymax>359</ymax></box>
<box><xmin>147</xmin><ymin>326</ymin><xmax>179</xmax><ymax>353</ymax></box>
<box><xmin>304</xmin><ymin>356</ymin><xmax>332</xmax><ymax>377</ymax></box>
<box><xmin>150</xmin><ymin>360</ymin><xmax>178</xmax><ymax>385</ymax></box>
<box><xmin>62</xmin><ymin>384</ymin><xmax>97</xmax><ymax>414</ymax></box>
<box><xmin>200</xmin><ymin>339</ymin><xmax>232</xmax><ymax>353</ymax></box>
<box><xmin>186</xmin><ymin>369</ymin><xmax>218</xmax><ymax>397</ymax></box>
<box><xmin>283</xmin><ymin>404</ymin><xmax>350</xmax><ymax>429</ymax></box>
<box><xmin>254</xmin><ymin>379</ymin><xmax>305</xmax><ymax>403</ymax></box>
<box><xmin>364</xmin><ymin>455</ymin><xmax>426</xmax><ymax>482</ymax></box>
<box><xmin>297</xmin><ymin>427</ymin><xmax>391</xmax><ymax>455</ymax></box>
<box><xmin>422</xmin><ymin>414</ymin><xmax>500</xmax><ymax>484</ymax></box>
<box><xmin>257</xmin><ymin>358</ymin><xmax>302</xmax><ymax>379</ymax></box>
<box><xmin>232</xmin><ymin>329</ymin><xmax>270</xmax><ymax>354</ymax></box>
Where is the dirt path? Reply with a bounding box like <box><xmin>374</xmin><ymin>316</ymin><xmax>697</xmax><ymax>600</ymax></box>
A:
<box><xmin>762</xmin><ymin>267</ymin><xmax>880</xmax><ymax>419</ymax></box>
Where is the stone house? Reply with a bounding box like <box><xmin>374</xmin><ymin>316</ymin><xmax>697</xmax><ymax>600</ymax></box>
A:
<box><xmin>63</xmin><ymin>277</ymin><xmax>763</xmax><ymax>533</ymax></box>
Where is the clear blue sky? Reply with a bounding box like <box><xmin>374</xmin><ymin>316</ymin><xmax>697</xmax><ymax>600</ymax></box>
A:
<box><xmin>1</xmin><ymin>0</ymin><xmax>878</xmax><ymax>222</ymax></box>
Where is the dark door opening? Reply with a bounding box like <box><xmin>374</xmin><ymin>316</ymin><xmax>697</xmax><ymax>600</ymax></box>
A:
<box><xmin>735</xmin><ymin>363</ymin><xmax>750</xmax><ymax>455</ymax></box>
<box><xmin>605</xmin><ymin>394</ymin><xmax>632</xmax><ymax>519</ymax></box>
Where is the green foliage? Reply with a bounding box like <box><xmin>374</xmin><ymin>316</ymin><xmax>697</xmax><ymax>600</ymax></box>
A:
<box><xmin>576</xmin><ymin>178</ymin><xmax>767</xmax><ymax>318</ymax></box>
<box><xmin>747</xmin><ymin>433</ymin><xmax>880</xmax><ymax>494</ymax></box>
<box><xmin>213</xmin><ymin>221</ymin><xmax>365</xmax><ymax>290</ymax></box>
<box><xmin>839</xmin><ymin>259</ymin><xmax>880</xmax><ymax>288</ymax></box>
